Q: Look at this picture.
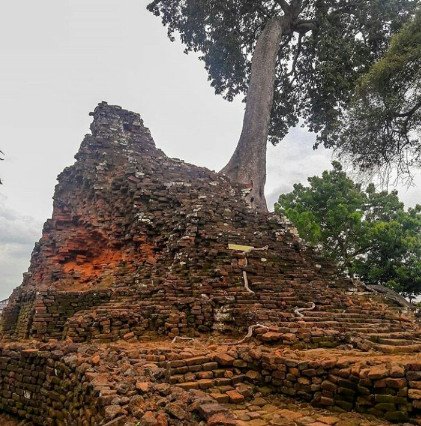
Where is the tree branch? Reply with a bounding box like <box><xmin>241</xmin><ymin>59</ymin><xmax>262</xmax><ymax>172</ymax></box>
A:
<box><xmin>396</xmin><ymin>99</ymin><xmax>421</xmax><ymax>118</ymax></box>
<box><xmin>275</xmin><ymin>0</ymin><xmax>291</xmax><ymax>13</ymax></box>
<box><xmin>287</xmin><ymin>33</ymin><xmax>303</xmax><ymax>77</ymax></box>
<box><xmin>256</xmin><ymin>4</ymin><xmax>271</xmax><ymax>19</ymax></box>
<box><xmin>295</xmin><ymin>19</ymin><xmax>317</xmax><ymax>33</ymax></box>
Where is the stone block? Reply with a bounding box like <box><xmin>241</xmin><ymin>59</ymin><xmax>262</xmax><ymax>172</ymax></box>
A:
<box><xmin>408</xmin><ymin>389</ymin><xmax>421</xmax><ymax>400</ymax></box>
<box><xmin>226</xmin><ymin>390</ymin><xmax>245</xmax><ymax>403</ymax></box>
<box><xmin>214</xmin><ymin>354</ymin><xmax>234</xmax><ymax>367</ymax></box>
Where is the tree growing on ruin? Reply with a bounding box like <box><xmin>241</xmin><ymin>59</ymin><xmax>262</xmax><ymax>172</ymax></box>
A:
<box><xmin>275</xmin><ymin>162</ymin><xmax>421</xmax><ymax>300</ymax></box>
<box><xmin>147</xmin><ymin>0</ymin><xmax>417</xmax><ymax>210</ymax></box>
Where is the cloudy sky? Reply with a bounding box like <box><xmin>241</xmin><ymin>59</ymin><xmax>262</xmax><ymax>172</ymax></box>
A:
<box><xmin>0</xmin><ymin>0</ymin><xmax>420</xmax><ymax>300</ymax></box>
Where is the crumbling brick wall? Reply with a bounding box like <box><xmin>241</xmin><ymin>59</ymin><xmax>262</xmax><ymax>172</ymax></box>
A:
<box><xmin>0</xmin><ymin>346</ymin><xmax>104</xmax><ymax>424</ymax></box>
<box><xmin>1</xmin><ymin>102</ymin><xmax>419</xmax><ymax>350</ymax></box>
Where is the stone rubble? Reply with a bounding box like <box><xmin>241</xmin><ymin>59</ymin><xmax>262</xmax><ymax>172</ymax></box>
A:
<box><xmin>0</xmin><ymin>103</ymin><xmax>420</xmax><ymax>425</ymax></box>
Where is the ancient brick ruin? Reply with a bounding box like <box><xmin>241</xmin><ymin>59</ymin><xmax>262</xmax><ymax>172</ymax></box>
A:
<box><xmin>0</xmin><ymin>102</ymin><xmax>420</xmax><ymax>425</ymax></box>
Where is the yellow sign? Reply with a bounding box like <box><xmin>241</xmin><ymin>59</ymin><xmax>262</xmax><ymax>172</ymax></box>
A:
<box><xmin>228</xmin><ymin>244</ymin><xmax>255</xmax><ymax>253</ymax></box>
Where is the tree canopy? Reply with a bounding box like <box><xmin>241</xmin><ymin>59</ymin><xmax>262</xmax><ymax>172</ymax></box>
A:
<box><xmin>148</xmin><ymin>0</ymin><xmax>417</xmax><ymax>146</ymax></box>
<box><xmin>333</xmin><ymin>9</ymin><xmax>421</xmax><ymax>180</ymax></box>
<box><xmin>147</xmin><ymin>1</ymin><xmax>418</xmax><ymax>210</ymax></box>
<box><xmin>275</xmin><ymin>162</ymin><xmax>421</xmax><ymax>300</ymax></box>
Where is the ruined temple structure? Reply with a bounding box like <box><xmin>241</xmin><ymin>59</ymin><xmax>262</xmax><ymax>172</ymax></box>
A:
<box><xmin>1</xmin><ymin>103</ymin><xmax>420</xmax><ymax>425</ymax></box>
<box><xmin>0</xmin><ymin>299</ymin><xmax>8</xmax><ymax>315</ymax></box>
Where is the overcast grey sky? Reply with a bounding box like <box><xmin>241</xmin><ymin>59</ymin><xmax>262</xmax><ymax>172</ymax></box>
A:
<box><xmin>0</xmin><ymin>0</ymin><xmax>420</xmax><ymax>300</ymax></box>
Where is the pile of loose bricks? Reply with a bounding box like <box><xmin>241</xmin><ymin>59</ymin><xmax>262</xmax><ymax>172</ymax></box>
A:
<box><xmin>1</xmin><ymin>103</ymin><xmax>420</xmax><ymax>425</ymax></box>
<box><xmin>1</xmin><ymin>341</ymin><xmax>420</xmax><ymax>424</ymax></box>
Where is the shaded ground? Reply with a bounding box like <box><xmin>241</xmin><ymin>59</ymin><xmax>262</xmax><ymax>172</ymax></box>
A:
<box><xmin>0</xmin><ymin>412</ymin><xmax>20</xmax><ymax>425</ymax></box>
<box><xmin>0</xmin><ymin>394</ymin><xmax>398</xmax><ymax>426</ymax></box>
<box><xmin>228</xmin><ymin>394</ymin><xmax>394</xmax><ymax>425</ymax></box>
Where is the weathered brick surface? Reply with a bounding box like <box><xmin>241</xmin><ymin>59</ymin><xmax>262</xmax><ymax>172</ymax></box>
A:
<box><xmin>0</xmin><ymin>344</ymin><xmax>103</xmax><ymax>425</ymax></box>
<box><xmin>164</xmin><ymin>346</ymin><xmax>421</xmax><ymax>421</ymax></box>
<box><xmin>3</xmin><ymin>341</ymin><xmax>419</xmax><ymax>424</ymax></box>
<box><xmin>1</xmin><ymin>102</ymin><xmax>419</xmax><ymax>352</ymax></box>
<box><xmin>0</xmin><ymin>103</ymin><xmax>420</xmax><ymax>425</ymax></box>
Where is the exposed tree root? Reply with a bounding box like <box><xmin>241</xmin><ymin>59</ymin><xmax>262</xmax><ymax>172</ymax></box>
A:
<box><xmin>294</xmin><ymin>302</ymin><xmax>316</xmax><ymax>318</ymax></box>
<box><xmin>243</xmin><ymin>271</ymin><xmax>254</xmax><ymax>294</ymax></box>
<box><xmin>171</xmin><ymin>336</ymin><xmax>195</xmax><ymax>344</ymax></box>
<box><xmin>226</xmin><ymin>323</ymin><xmax>269</xmax><ymax>345</ymax></box>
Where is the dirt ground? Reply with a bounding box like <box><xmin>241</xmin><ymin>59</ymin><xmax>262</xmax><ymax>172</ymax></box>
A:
<box><xmin>0</xmin><ymin>412</ymin><xmax>21</xmax><ymax>425</ymax></box>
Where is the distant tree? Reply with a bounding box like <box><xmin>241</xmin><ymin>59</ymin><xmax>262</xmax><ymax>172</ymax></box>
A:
<box><xmin>334</xmin><ymin>9</ymin><xmax>421</xmax><ymax>181</ymax></box>
<box><xmin>148</xmin><ymin>0</ymin><xmax>417</xmax><ymax>210</ymax></box>
<box><xmin>275</xmin><ymin>162</ymin><xmax>421</xmax><ymax>300</ymax></box>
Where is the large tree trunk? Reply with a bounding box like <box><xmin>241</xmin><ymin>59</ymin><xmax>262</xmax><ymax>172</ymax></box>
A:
<box><xmin>220</xmin><ymin>16</ymin><xmax>284</xmax><ymax>212</ymax></box>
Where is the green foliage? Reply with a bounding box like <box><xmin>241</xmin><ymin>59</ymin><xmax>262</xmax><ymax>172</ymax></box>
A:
<box><xmin>275</xmin><ymin>162</ymin><xmax>421</xmax><ymax>299</ymax></box>
<box><xmin>147</xmin><ymin>0</ymin><xmax>417</xmax><ymax>146</ymax></box>
<box><xmin>333</xmin><ymin>9</ymin><xmax>421</xmax><ymax>178</ymax></box>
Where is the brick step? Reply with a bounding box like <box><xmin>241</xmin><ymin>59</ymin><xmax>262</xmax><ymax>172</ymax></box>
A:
<box><xmin>301</xmin><ymin>307</ymin><xmax>390</xmax><ymax>314</ymax></box>
<box><xmin>305</xmin><ymin>323</ymin><xmax>391</xmax><ymax>331</ymax></box>
<box><xmin>232</xmin><ymin>296</ymin><xmax>300</xmax><ymax>305</ymax></box>
<box><xmin>300</xmin><ymin>317</ymin><xmax>398</xmax><ymax>324</ymax></box>
<box><xmin>273</xmin><ymin>321</ymin><xmax>405</xmax><ymax>333</ymax></box>
<box><xmin>366</xmin><ymin>331</ymin><xmax>421</xmax><ymax>340</ymax></box>
<box><xmin>256</xmin><ymin>296</ymin><xmax>299</xmax><ymax>302</ymax></box>
<box><xmin>297</xmin><ymin>318</ymin><xmax>399</xmax><ymax>326</ymax></box>
<box><xmin>370</xmin><ymin>342</ymin><xmax>421</xmax><ymax>354</ymax></box>
<box><xmin>234</xmin><ymin>289</ymin><xmax>295</xmax><ymax>296</ymax></box>
<box><xmin>350</xmin><ymin>327</ymin><xmax>409</xmax><ymax>335</ymax></box>
<box><xmin>91</xmin><ymin>307</ymin><xmax>164</xmax><ymax>315</ymax></box>
<box><xmin>206</xmin><ymin>384</ymin><xmax>256</xmax><ymax>404</ymax></box>
<box><xmin>166</xmin><ymin>356</ymin><xmax>214</xmax><ymax>369</ymax></box>
<box><xmin>174</xmin><ymin>374</ymin><xmax>246</xmax><ymax>390</ymax></box>
<box><xmin>368</xmin><ymin>337</ymin><xmax>421</xmax><ymax>346</ymax></box>
<box><xmin>249</xmin><ymin>286</ymin><xmax>300</xmax><ymax>292</ymax></box>
<box><xmin>352</xmin><ymin>326</ymin><xmax>407</xmax><ymax>333</ymax></box>
<box><xmin>233</xmin><ymin>302</ymin><xmax>298</xmax><ymax>310</ymax></box>
<box><xmin>300</xmin><ymin>316</ymin><xmax>394</xmax><ymax>324</ymax></box>
<box><xmin>250</xmin><ymin>308</ymin><xmax>292</xmax><ymax>315</ymax></box>
<box><xmin>303</xmin><ymin>311</ymin><xmax>392</xmax><ymax>319</ymax></box>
